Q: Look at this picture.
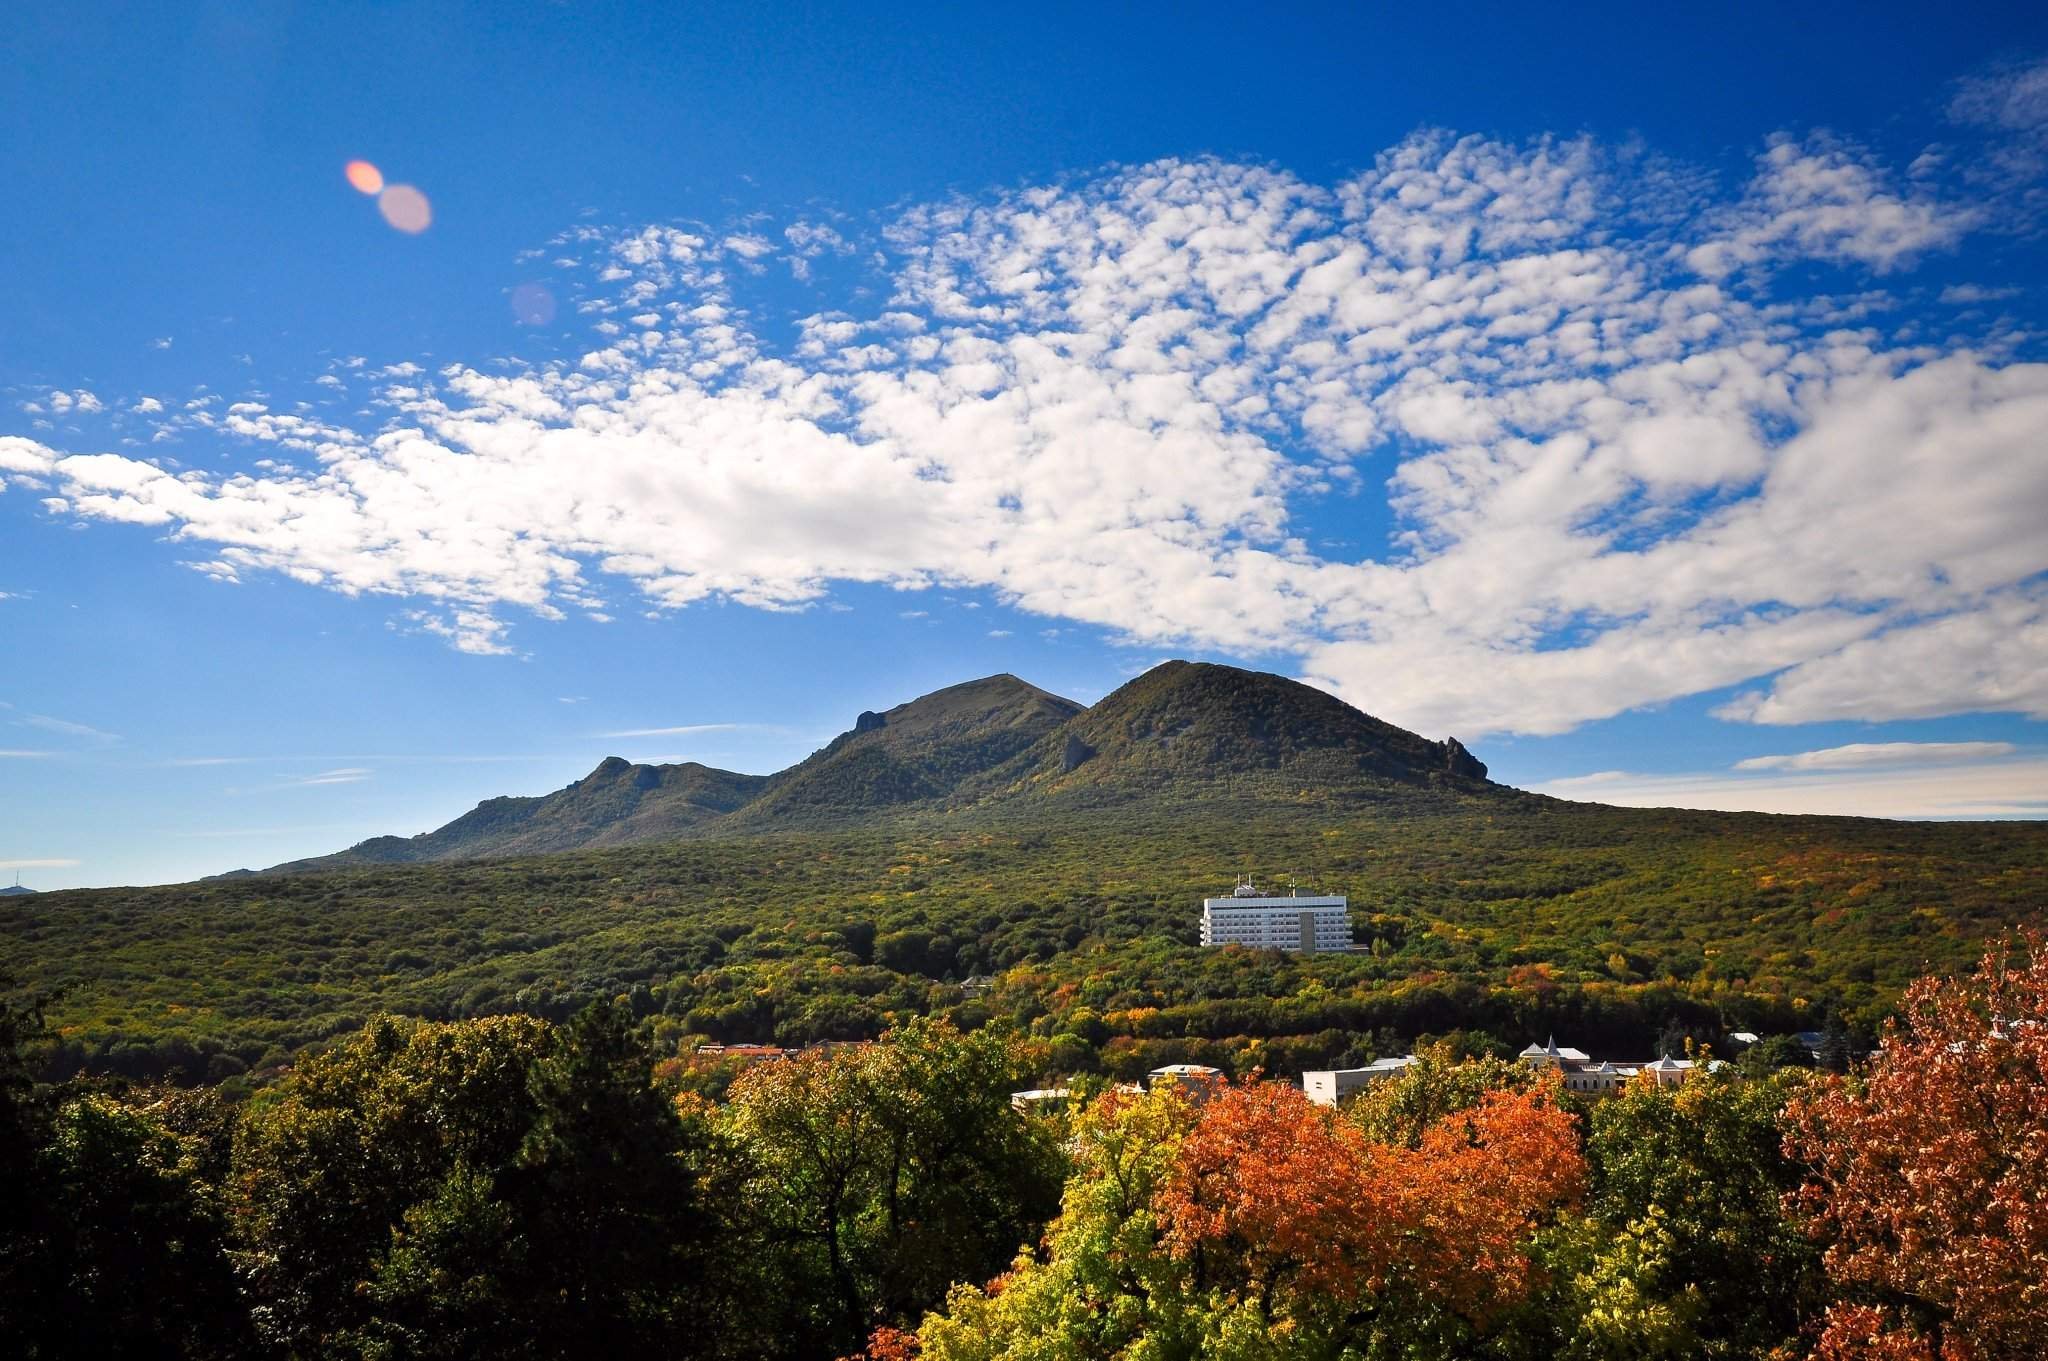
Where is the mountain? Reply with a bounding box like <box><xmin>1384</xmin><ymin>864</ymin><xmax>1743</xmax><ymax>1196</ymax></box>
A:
<box><xmin>258</xmin><ymin>759</ymin><xmax>769</xmax><ymax>874</ymax></box>
<box><xmin>726</xmin><ymin>674</ymin><xmax>1084</xmax><ymax>827</ymax></box>
<box><xmin>0</xmin><ymin>884</ymin><xmax>34</xmax><ymax>897</ymax></box>
<box><xmin>961</xmin><ymin>661</ymin><xmax>1488</xmax><ymax>805</ymax></box>
<box><xmin>250</xmin><ymin>663</ymin><xmax>1488</xmax><ymax>873</ymax></box>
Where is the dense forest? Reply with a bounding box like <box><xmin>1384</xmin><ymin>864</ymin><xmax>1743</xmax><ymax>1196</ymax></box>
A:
<box><xmin>5</xmin><ymin>801</ymin><xmax>2043</xmax><ymax>1090</ymax></box>
<box><xmin>3</xmin><ymin>935</ymin><xmax>2044</xmax><ymax>1360</ymax></box>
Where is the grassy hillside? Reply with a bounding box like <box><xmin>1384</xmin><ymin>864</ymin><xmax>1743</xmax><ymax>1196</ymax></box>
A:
<box><xmin>7</xmin><ymin>793</ymin><xmax>2043</xmax><ymax>1088</ymax></box>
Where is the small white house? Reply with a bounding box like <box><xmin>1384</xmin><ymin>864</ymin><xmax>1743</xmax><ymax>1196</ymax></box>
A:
<box><xmin>1010</xmin><ymin>1087</ymin><xmax>1074</xmax><ymax>1112</ymax></box>
<box><xmin>1147</xmin><ymin>1063</ymin><xmax>1226</xmax><ymax>1101</ymax></box>
<box><xmin>1302</xmin><ymin>1055</ymin><xmax>1418</xmax><ymax>1106</ymax></box>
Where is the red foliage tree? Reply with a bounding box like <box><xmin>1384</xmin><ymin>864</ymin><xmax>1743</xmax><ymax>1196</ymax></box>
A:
<box><xmin>851</xmin><ymin>1324</ymin><xmax>921</xmax><ymax>1361</ymax></box>
<box><xmin>1157</xmin><ymin>1078</ymin><xmax>1395</xmax><ymax>1299</ymax></box>
<box><xmin>1156</xmin><ymin>1074</ymin><xmax>1583</xmax><ymax>1328</ymax></box>
<box><xmin>1785</xmin><ymin>931</ymin><xmax>2048</xmax><ymax>1361</ymax></box>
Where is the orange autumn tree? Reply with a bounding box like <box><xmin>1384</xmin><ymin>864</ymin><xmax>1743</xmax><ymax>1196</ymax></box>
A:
<box><xmin>1156</xmin><ymin>1079</ymin><xmax>1392</xmax><ymax>1301</ymax></box>
<box><xmin>1397</xmin><ymin>1081</ymin><xmax>1589</xmax><ymax>1320</ymax></box>
<box><xmin>1156</xmin><ymin>1073</ymin><xmax>1585</xmax><ymax>1335</ymax></box>
<box><xmin>1785</xmin><ymin>931</ymin><xmax>2048</xmax><ymax>1361</ymax></box>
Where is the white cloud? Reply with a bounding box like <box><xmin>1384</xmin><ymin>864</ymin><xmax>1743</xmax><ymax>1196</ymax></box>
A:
<box><xmin>281</xmin><ymin>768</ymin><xmax>372</xmax><ymax>787</ymax></box>
<box><xmin>0</xmin><ymin>750</ymin><xmax>55</xmax><ymax>758</ymax></box>
<box><xmin>1940</xmin><ymin>283</ymin><xmax>2020</xmax><ymax>304</ymax></box>
<box><xmin>0</xmin><ymin>858</ymin><xmax>80</xmax><ymax>869</ymax></box>
<box><xmin>784</xmin><ymin>220</ymin><xmax>853</xmax><ymax>279</ymax></box>
<box><xmin>150</xmin><ymin>337</ymin><xmax>173</xmax><ymax>350</ymax></box>
<box><xmin>395</xmin><ymin>609</ymin><xmax>518</xmax><ymax>657</ymax></box>
<box><xmin>7</xmin><ymin>132</ymin><xmax>2046</xmax><ymax>740</ymax></box>
<box><xmin>1687</xmin><ymin>134</ymin><xmax>1974</xmax><ymax>277</ymax></box>
<box><xmin>1717</xmin><ymin>589</ymin><xmax>2048</xmax><ymax>725</ymax></box>
<box><xmin>1952</xmin><ymin>59</ymin><xmax>2048</xmax><ymax>134</ymax></box>
<box><xmin>1949</xmin><ymin>58</ymin><xmax>2048</xmax><ymax>190</ymax></box>
<box><xmin>19</xmin><ymin>713</ymin><xmax>120</xmax><ymax>743</ymax></box>
<box><xmin>1534</xmin><ymin>754</ymin><xmax>2048</xmax><ymax>819</ymax></box>
<box><xmin>1734</xmin><ymin>741</ymin><xmax>2017</xmax><ymax>771</ymax></box>
<box><xmin>596</xmin><ymin>722</ymin><xmax>743</xmax><ymax>738</ymax></box>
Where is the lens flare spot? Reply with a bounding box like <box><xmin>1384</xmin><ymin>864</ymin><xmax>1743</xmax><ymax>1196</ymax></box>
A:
<box><xmin>377</xmin><ymin>184</ymin><xmax>432</xmax><ymax>234</ymax></box>
<box><xmin>510</xmin><ymin>283</ymin><xmax>557</xmax><ymax>326</ymax></box>
<box><xmin>344</xmin><ymin>160</ymin><xmax>384</xmax><ymax>195</ymax></box>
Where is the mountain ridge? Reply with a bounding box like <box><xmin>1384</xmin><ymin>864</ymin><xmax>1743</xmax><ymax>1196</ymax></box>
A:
<box><xmin>242</xmin><ymin>663</ymin><xmax>1494</xmax><ymax>875</ymax></box>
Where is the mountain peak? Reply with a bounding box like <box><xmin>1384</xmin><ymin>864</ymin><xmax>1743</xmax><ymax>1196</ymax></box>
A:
<box><xmin>964</xmin><ymin>659</ymin><xmax>1490</xmax><ymax>801</ymax></box>
<box><xmin>723</xmin><ymin>673</ymin><xmax>1086</xmax><ymax>826</ymax></box>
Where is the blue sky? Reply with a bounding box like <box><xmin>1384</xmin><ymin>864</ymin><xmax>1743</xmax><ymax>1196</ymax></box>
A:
<box><xmin>6</xmin><ymin>2</ymin><xmax>2048</xmax><ymax>888</ymax></box>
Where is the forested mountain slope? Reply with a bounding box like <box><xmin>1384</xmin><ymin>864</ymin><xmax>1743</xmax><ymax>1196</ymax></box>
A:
<box><xmin>10</xmin><ymin>793</ymin><xmax>2043</xmax><ymax>1087</ymax></box>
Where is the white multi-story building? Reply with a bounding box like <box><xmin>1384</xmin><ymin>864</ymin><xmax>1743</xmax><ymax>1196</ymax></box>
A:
<box><xmin>1302</xmin><ymin>1055</ymin><xmax>1418</xmax><ymax>1106</ymax></box>
<box><xmin>1200</xmin><ymin>880</ymin><xmax>1351</xmax><ymax>953</ymax></box>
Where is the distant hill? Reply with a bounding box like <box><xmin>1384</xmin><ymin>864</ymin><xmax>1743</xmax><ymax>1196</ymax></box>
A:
<box><xmin>0</xmin><ymin>884</ymin><xmax>35</xmax><ymax>897</ymax></box>
<box><xmin>259</xmin><ymin>759</ymin><xmax>769</xmax><ymax>875</ymax></box>
<box><xmin>248</xmin><ymin>662</ymin><xmax>1497</xmax><ymax>874</ymax></box>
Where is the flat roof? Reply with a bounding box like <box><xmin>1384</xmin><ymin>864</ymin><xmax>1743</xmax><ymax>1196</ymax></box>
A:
<box><xmin>1202</xmin><ymin>895</ymin><xmax>1347</xmax><ymax>909</ymax></box>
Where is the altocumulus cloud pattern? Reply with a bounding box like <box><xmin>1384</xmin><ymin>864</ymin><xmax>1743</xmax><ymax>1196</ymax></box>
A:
<box><xmin>5</xmin><ymin>124</ymin><xmax>2047</xmax><ymax>739</ymax></box>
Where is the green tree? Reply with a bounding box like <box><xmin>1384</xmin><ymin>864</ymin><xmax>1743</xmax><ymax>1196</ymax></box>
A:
<box><xmin>1565</xmin><ymin>1066</ymin><xmax>1821</xmax><ymax>1359</ymax></box>
<box><xmin>1815</xmin><ymin>1014</ymin><xmax>1854</xmax><ymax>1075</ymax></box>
<box><xmin>1734</xmin><ymin>1033</ymin><xmax>1811</xmax><ymax>1077</ymax></box>
<box><xmin>8</xmin><ymin>1090</ymin><xmax>249</xmax><ymax>1359</ymax></box>
<box><xmin>232</xmin><ymin>1007</ymin><xmax>741</xmax><ymax>1360</ymax></box>
<box><xmin>1346</xmin><ymin>1045</ymin><xmax>1536</xmax><ymax>1145</ymax></box>
<box><xmin>913</xmin><ymin>1084</ymin><xmax>1206</xmax><ymax>1361</ymax></box>
<box><xmin>725</xmin><ymin>1017</ymin><xmax>1066</xmax><ymax>1356</ymax></box>
<box><xmin>0</xmin><ymin>978</ymin><xmax>247</xmax><ymax>1359</ymax></box>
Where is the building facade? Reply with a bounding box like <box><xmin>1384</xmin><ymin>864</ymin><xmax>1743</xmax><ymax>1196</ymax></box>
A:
<box><xmin>1302</xmin><ymin>1055</ymin><xmax>1418</xmax><ymax>1106</ymax></box>
<box><xmin>1147</xmin><ymin>1063</ymin><xmax>1227</xmax><ymax>1104</ymax></box>
<box><xmin>1517</xmin><ymin>1036</ymin><xmax>1699</xmax><ymax>1095</ymax></box>
<box><xmin>1200</xmin><ymin>881</ymin><xmax>1351</xmax><ymax>953</ymax></box>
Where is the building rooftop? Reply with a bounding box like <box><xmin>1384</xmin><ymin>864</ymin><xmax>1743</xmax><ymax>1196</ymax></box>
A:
<box><xmin>1518</xmin><ymin>1036</ymin><xmax>1591</xmax><ymax>1064</ymax></box>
